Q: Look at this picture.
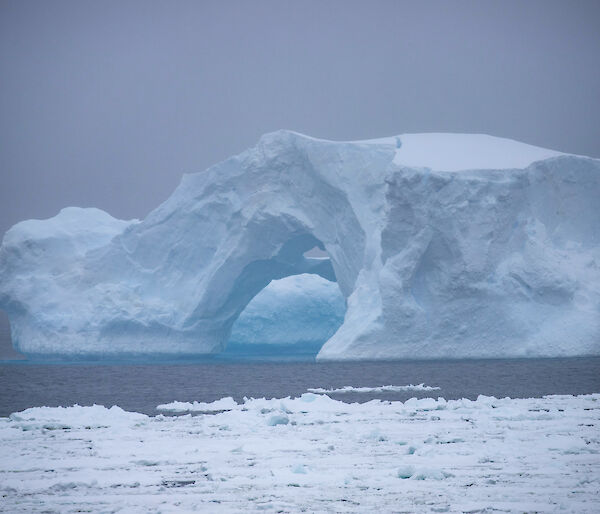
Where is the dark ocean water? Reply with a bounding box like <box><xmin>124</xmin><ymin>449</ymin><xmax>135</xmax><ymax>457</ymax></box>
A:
<box><xmin>0</xmin><ymin>356</ymin><xmax>599</xmax><ymax>417</ymax></box>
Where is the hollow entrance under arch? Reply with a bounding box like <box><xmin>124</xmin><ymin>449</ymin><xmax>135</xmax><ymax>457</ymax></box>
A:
<box><xmin>219</xmin><ymin>244</ymin><xmax>346</xmax><ymax>361</ymax></box>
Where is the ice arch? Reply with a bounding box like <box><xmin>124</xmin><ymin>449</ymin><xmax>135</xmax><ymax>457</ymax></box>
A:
<box><xmin>198</xmin><ymin>232</ymin><xmax>345</xmax><ymax>357</ymax></box>
<box><xmin>0</xmin><ymin>130</ymin><xmax>599</xmax><ymax>360</ymax></box>
<box><xmin>0</xmin><ymin>131</ymin><xmax>383</xmax><ymax>359</ymax></box>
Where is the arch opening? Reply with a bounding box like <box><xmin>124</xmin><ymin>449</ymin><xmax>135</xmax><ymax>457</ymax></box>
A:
<box><xmin>218</xmin><ymin>235</ymin><xmax>346</xmax><ymax>360</ymax></box>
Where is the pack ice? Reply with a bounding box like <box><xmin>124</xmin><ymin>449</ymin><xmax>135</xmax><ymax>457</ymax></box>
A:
<box><xmin>0</xmin><ymin>131</ymin><xmax>598</xmax><ymax>360</ymax></box>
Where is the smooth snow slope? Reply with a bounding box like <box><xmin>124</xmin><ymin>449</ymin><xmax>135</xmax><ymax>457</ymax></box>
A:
<box><xmin>0</xmin><ymin>131</ymin><xmax>598</xmax><ymax>360</ymax></box>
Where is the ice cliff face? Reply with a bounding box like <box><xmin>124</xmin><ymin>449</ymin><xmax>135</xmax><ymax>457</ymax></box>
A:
<box><xmin>0</xmin><ymin>131</ymin><xmax>599</xmax><ymax>360</ymax></box>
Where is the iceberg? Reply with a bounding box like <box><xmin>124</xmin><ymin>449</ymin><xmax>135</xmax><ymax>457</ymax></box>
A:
<box><xmin>0</xmin><ymin>131</ymin><xmax>599</xmax><ymax>360</ymax></box>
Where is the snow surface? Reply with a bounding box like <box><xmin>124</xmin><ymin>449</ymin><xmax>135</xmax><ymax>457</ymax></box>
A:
<box><xmin>0</xmin><ymin>130</ymin><xmax>599</xmax><ymax>360</ymax></box>
<box><xmin>391</xmin><ymin>133</ymin><xmax>565</xmax><ymax>171</ymax></box>
<box><xmin>1</xmin><ymin>393</ymin><xmax>598</xmax><ymax>512</ymax></box>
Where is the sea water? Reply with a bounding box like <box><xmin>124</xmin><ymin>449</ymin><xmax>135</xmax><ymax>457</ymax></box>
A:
<box><xmin>1</xmin><ymin>356</ymin><xmax>598</xmax><ymax>417</ymax></box>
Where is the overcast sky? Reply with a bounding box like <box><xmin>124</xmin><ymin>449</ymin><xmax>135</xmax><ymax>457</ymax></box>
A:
<box><xmin>1</xmin><ymin>0</ymin><xmax>599</xmax><ymax>355</ymax></box>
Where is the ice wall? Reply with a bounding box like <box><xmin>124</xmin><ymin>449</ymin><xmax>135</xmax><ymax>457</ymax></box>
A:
<box><xmin>0</xmin><ymin>131</ymin><xmax>598</xmax><ymax>360</ymax></box>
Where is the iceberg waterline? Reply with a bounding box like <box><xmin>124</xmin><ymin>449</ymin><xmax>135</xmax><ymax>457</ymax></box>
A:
<box><xmin>1</xmin><ymin>393</ymin><xmax>599</xmax><ymax>512</ymax></box>
<box><xmin>0</xmin><ymin>130</ymin><xmax>599</xmax><ymax>360</ymax></box>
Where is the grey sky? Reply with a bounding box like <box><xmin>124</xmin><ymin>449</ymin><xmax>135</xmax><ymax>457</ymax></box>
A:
<box><xmin>0</xmin><ymin>1</ymin><xmax>599</xmax><ymax>355</ymax></box>
<box><xmin>2</xmin><ymin>0</ymin><xmax>600</xmax><ymax>236</ymax></box>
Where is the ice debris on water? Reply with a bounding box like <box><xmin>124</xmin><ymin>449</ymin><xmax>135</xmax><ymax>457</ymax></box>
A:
<box><xmin>307</xmin><ymin>384</ymin><xmax>440</xmax><ymax>394</ymax></box>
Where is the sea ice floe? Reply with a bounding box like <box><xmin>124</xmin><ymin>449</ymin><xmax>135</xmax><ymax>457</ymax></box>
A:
<box><xmin>156</xmin><ymin>396</ymin><xmax>238</xmax><ymax>413</ymax></box>
<box><xmin>1</xmin><ymin>393</ymin><xmax>598</xmax><ymax>512</ymax></box>
<box><xmin>8</xmin><ymin>404</ymin><xmax>148</xmax><ymax>431</ymax></box>
<box><xmin>307</xmin><ymin>383</ymin><xmax>440</xmax><ymax>393</ymax></box>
